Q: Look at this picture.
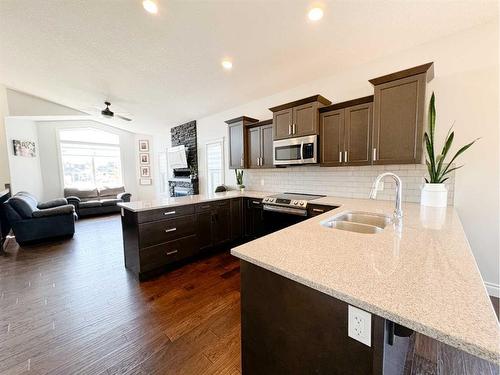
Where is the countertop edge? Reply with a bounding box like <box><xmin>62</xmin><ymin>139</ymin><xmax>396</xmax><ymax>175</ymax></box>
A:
<box><xmin>230</xmin><ymin>249</ymin><xmax>500</xmax><ymax>365</ymax></box>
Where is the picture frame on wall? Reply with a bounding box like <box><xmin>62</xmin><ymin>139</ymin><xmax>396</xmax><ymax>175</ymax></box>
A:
<box><xmin>140</xmin><ymin>166</ymin><xmax>151</xmax><ymax>177</ymax></box>
<box><xmin>139</xmin><ymin>178</ymin><xmax>152</xmax><ymax>185</ymax></box>
<box><xmin>13</xmin><ymin>140</ymin><xmax>36</xmax><ymax>157</ymax></box>
<box><xmin>138</xmin><ymin>140</ymin><xmax>149</xmax><ymax>152</ymax></box>
<box><xmin>140</xmin><ymin>153</ymin><xmax>150</xmax><ymax>165</ymax></box>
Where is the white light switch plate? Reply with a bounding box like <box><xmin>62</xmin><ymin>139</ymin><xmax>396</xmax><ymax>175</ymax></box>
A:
<box><xmin>348</xmin><ymin>305</ymin><xmax>372</xmax><ymax>347</ymax></box>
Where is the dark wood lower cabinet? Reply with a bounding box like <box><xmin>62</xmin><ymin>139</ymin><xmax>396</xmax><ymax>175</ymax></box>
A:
<box><xmin>243</xmin><ymin>198</ymin><xmax>264</xmax><ymax>239</ymax></box>
<box><xmin>241</xmin><ymin>261</ymin><xmax>387</xmax><ymax>375</ymax></box>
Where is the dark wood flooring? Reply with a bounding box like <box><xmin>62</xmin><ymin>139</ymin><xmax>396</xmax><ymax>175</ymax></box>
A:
<box><xmin>0</xmin><ymin>214</ymin><xmax>498</xmax><ymax>375</ymax></box>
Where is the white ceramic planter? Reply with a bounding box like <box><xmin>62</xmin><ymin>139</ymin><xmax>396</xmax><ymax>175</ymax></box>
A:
<box><xmin>421</xmin><ymin>183</ymin><xmax>448</xmax><ymax>207</ymax></box>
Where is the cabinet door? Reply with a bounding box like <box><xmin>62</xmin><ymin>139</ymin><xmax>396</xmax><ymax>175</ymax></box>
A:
<box><xmin>293</xmin><ymin>102</ymin><xmax>317</xmax><ymax>137</ymax></box>
<box><xmin>372</xmin><ymin>74</ymin><xmax>426</xmax><ymax>164</ymax></box>
<box><xmin>244</xmin><ymin>199</ymin><xmax>263</xmax><ymax>239</ymax></box>
<box><xmin>196</xmin><ymin>210</ymin><xmax>213</xmax><ymax>251</ymax></box>
<box><xmin>213</xmin><ymin>204</ymin><xmax>231</xmax><ymax>246</ymax></box>
<box><xmin>260</xmin><ymin>124</ymin><xmax>274</xmax><ymax>168</ymax></box>
<box><xmin>247</xmin><ymin>127</ymin><xmax>261</xmax><ymax>169</ymax></box>
<box><xmin>230</xmin><ymin>198</ymin><xmax>243</xmax><ymax>241</ymax></box>
<box><xmin>320</xmin><ymin>109</ymin><xmax>344</xmax><ymax>166</ymax></box>
<box><xmin>273</xmin><ymin>108</ymin><xmax>293</xmax><ymax>140</ymax></box>
<box><xmin>344</xmin><ymin>103</ymin><xmax>372</xmax><ymax>166</ymax></box>
<box><xmin>228</xmin><ymin>123</ymin><xmax>244</xmax><ymax>169</ymax></box>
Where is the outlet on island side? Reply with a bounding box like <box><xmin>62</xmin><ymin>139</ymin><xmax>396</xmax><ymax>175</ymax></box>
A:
<box><xmin>348</xmin><ymin>305</ymin><xmax>372</xmax><ymax>347</ymax></box>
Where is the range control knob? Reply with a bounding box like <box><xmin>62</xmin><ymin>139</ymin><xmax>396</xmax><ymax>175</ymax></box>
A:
<box><xmin>299</xmin><ymin>202</ymin><xmax>305</xmax><ymax>206</ymax></box>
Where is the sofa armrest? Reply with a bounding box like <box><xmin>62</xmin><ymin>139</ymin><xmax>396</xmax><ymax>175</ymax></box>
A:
<box><xmin>117</xmin><ymin>192</ymin><xmax>131</xmax><ymax>202</ymax></box>
<box><xmin>38</xmin><ymin>198</ymin><xmax>68</xmax><ymax>209</ymax></box>
<box><xmin>66</xmin><ymin>196</ymin><xmax>81</xmax><ymax>206</ymax></box>
<box><xmin>32</xmin><ymin>205</ymin><xmax>75</xmax><ymax>218</ymax></box>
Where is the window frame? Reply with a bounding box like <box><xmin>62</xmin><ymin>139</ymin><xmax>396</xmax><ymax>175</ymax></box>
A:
<box><xmin>205</xmin><ymin>137</ymin><xmax>225</xmax><ymax>195</ymax></box>
<box><xmin>56</xmin><ymin>127</ymin><xmax>125</xmax><ymax>191</ymax></box>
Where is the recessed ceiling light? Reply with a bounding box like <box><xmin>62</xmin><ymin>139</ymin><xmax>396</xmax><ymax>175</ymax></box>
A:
<box><xmin>143</xmin><ymin>0</ymin><xmax>158</xmax><ymax>14</ymax></box>
<box><xmin>308</xmin><ymin>7</ymin><xmax>323</xmax><ymax>21</ymax></box>
<box><xmin>221</xmin><ymin>59</ymin><xmax>233</xmax><ymax>70</ymax></box>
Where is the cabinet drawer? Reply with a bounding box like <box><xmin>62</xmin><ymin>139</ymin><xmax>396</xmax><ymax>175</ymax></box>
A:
<box><xmin>139</xmin><ymin>215</ymin><xmax>195</xmax><ymax>248</ymax></box>
<box><xmin>196</xmin><ymin>202</ymin><xmax>214</xmax><ymax>212</ymax></box>
<box><xmin>307</xmin><ymin>204</ymin><xmax>336</xmax><ymax>217</ymax></box>
<box><xmin>136</xmin><ymin>204</ymin><xmax>195</xmax><ymax>224</ymax></box>
<box><xmin>140</xmin><ymin>235</ymin><xmax>198</xmax><ymax>272</ymax></box>
<box><xmin>246</xmin><ymin>198</ymin><xmax>262</xmax><ymax>208</ymax></box>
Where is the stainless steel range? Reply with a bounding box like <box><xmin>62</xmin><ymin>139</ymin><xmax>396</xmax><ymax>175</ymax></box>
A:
<box><xmin>262</xmin><ymin>192</ymin><xmax>325</xmax><ymax>216</ymax></box>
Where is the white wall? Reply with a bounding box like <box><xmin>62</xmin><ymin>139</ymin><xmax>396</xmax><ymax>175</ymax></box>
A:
<box><xmin>0</xmin><ymin>84</ymin><xmax>10</xmax><ymax>187</ymax></box>
<box><xmin>5</xmin><ymin>117</ymin><xmax>44</xmax><ymax>198</ymax></box>
<box><xmin>189</xmin><ymin>21</ymin><xmax>499</xmax><ymax>292</ymax></box>
<box><xmin>37</xmin><ymin>120</ymin><xmax>140</xmax><ymax>201</ymax></box>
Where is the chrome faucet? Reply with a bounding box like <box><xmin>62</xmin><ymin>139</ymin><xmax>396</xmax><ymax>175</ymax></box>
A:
<box><xmin>369</xmin><ymin>172</ymin><xmax>403</xmax><ymax>221</ymax></box>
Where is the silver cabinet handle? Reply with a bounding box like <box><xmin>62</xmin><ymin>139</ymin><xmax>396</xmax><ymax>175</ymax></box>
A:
<box><xmin>372</xmin><ymin>148</ymin><xmax>377</xmax><ymax>161</ymax></box>
<box><xmin>252</xmin><ymin>200</ymin><xmax>260</xmax><ymax>205</ymax></box>
<box><xmin>200</xmin><ymin>205</ymin><xmax>210</xmax><ymax>209</ymax></box>
<box><xmin>339</xmin><ymin>151</ymin><xmax>342</xmax><ymax>163</ymax></box>
<box><xmin>163</xmin><ymin>211</ymin><xmax>176</xmax><ymax>216</ymax></box>
<box><xmin>288</xmin><ymin>124</ymin><xmax>292</xmax><ymax>135</ymax></box>
<box><xmin>256</xmin><ymin>157</ymin><xmax>260</xmax><ymax>166</ymax></box>
<box><xmin>166</xmin><ymin>249</ymin><xmax>178</xmax><ymax>256</ymax></box>
<box><xmin>260</xmin><ymin>157</ymin><xmax>263</xmax><ymax>166</ymax></box>
<box><xmin>312</xmin><ymin>208</ymin><xmax>324</xmax><ymax>213</ymax></box>
<box><xmin>292</xmin><ymin>123</ymin><xmax>296</xmax><ymax>134</ymax></box>
<box><xmin>344</xmin><ymin>151</ymin><xmax>348</xmax><ymax>163</ymax></box>
<box><xmin>165</xmin><ymin>227</ymin><xmax>177</xmax><ymax>233</ymax></box>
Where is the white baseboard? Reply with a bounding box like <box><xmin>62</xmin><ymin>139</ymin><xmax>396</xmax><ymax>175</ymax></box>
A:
<box><xmin>485</xmin><ymin>281</ymin><xmax>500</xmax><ymax>298</ymax></box>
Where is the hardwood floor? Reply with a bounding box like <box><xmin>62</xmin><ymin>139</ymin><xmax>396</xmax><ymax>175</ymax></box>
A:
<box><xmin>0</xmin><ymin>215</ymin><xmax>241</xmax><ymax>375</ymax></box>
<box><xmin>0</xmin><ymin>214</ymin><xmax>498</xmax><ymax>375</ymax></box>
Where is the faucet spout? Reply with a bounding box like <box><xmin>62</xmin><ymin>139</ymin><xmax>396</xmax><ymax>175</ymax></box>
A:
<box><xmin>369</xmin><ymin>172</ymin><xmax>403</xmax><ymax>220</ymax></box>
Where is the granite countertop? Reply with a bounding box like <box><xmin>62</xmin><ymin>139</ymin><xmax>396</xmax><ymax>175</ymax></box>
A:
<box><xmin>232</xmin><ymin>196</ymin><xmax>500</xmax><ymax>364</ymax></box>
<box><xmin>117</xmin><ymin>190</ymin><xmax>270</xmax><ymax>212</ymax></box>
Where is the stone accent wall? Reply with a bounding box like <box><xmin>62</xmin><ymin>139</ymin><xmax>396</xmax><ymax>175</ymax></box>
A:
<box><xmin>244</xmin><ymin>164</ymin><xmax>455</xmax><ymax>205</ymax></box>
<box><xmin>169</xmin><ymin>120</ymin><xmax>199</xmax><ymax>197</ymax></box>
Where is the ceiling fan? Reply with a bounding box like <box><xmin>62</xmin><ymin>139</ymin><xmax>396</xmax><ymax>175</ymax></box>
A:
<box><xmin>100</xmin><ymin>101</ymin><xmax>132</xmax><ymax>122</ymax></box>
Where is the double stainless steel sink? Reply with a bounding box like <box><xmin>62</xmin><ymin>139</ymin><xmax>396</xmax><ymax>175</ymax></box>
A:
<box><xmin>320</xmin><ymin>211</ymin><xmax>391</xmax><ymax>234</ymax></box>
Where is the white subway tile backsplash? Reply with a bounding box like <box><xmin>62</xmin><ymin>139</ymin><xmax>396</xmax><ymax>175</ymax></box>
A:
<box><xmin>244</xmin><ymin>164</ymin><xmax>455</xmax><ymax>205</ymax></box>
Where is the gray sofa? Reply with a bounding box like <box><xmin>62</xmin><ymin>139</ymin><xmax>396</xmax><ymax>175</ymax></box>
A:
<box><xmin>64</xmin><ymin>186</ymin><xmax>131</xmax><ymax>217</ymax></box>
<box><xmin>3</xmin><ymin>192</ymin><xmax>75</xmax><ymax>245</ymax></box>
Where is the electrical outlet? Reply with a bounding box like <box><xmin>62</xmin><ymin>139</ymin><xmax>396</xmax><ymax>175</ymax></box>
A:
<box><xmin>376</xmin><ymin>181</ymin><xmax>384</xmax><ymax>191</ymax></box>
<box><xmin>348</xmin><ymin>305</ymin><xmax>372</xmax><ymax>347</ymax></box>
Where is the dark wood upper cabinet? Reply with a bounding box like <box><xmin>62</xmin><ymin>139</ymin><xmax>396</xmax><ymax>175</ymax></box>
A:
<box><xmin>345</xmin><ymin>102</ymin><xmax>373</xmax><ymax>166</ymax></box>
<box><xmin>270</xmin><ymin>95</ymin><xmax>331</xmax><ymax>140</ymax></box>
<box><xmin>320</xmin><ymin>109</ymin><xmax>344</xmax><ymax>166</ymax></box>
<box><xmin>246</xmin><ymin>119</ymin><xmax>274</xmax><ymax>169</ymax></box>
<box><xmin>320</xmin><ymin>96</ymin><xmax>373</xmax><ymax>167</ymax></box>
<box><xmin>225</xmin><ymin>116</ymin><xmax>259</xmax><ymax>169</ymax></box>
<box><xmin>369</xmin><ymin>62</ymin><xmax>434</xmax><ymax>165</ymax></box>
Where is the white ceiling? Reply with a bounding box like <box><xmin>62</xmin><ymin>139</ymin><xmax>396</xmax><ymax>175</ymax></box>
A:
<box><xmin>0</xmin><ymin>0</ymin><xmax>496</xmax><ymax>134</ymax></box>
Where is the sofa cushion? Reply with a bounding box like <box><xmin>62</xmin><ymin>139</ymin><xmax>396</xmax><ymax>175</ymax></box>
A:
<box><xmin>38</xmin><ymin>198</ymin><xmax>68</xmax><ymax>209</ymax></box>
<box><xmin>98</xmin><ymin>186</ymin><xmax>125</xmax><ymax>198</ymax></box>
<box><xmin>9</xmin><ymin>195</ymin><xmax>39</xmax><ymax>219</ymax></box>
<box><xmin>32</xmin><ymin>205</ymin><xmax>74</xmax><ymax>218</ymax></box>
<box><xmin>64</xmin><ymin>188</ymin><xmax>99</xmax><ymax>200</ymax></box>
<box><xmin>79</xmin><ymin>200</ymin><xmax>102</xmax><ymax>208</ymax></box>
<box><xmin>100</xmin><ymin>198</ymin><xmax>122</xmax><ymax>206</ymax></box>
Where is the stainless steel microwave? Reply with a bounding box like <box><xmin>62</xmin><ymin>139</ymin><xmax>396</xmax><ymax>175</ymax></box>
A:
<box><xmin>273</xmin><ymin>135</ymin><xmax>318</xmax><ymax>165</ymax></box>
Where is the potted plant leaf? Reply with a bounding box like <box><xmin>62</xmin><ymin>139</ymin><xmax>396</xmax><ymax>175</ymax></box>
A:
<box><xmin>235</xmin><ymin>169</ymin><xmax>245</xmax><ymax>192</ymax></box>
<box><xmin>421</xmin><ymin>92</ymin><xmax>478</xmax><ymax>207</ymax></box>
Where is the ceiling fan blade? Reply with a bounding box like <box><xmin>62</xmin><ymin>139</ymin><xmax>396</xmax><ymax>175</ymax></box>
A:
<box><xmin>115</xmin><ymin>114</ymin><xmax>132</xmax><ymax>122</ymax></box>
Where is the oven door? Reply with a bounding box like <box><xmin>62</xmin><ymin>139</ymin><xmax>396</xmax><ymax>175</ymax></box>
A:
<box><xmin>262</xmin><ymin>205</ymin><xmax>308</xmax><ymax>232</ymax></box>
<box><xmin>273</xmin><ymin>135</ymin><xmax>317</xmax><ymax>165</ymax></box>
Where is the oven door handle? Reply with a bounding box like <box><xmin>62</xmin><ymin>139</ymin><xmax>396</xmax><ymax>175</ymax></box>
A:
<box><xmin>300</xmin><ymin>141</ymin><xmax>304</xmax><ymax>162</ymax></box>
<box><xmin>263</xmin><ymin>204</ymin><xmax>308</xmax><ymax>217</ymax></box>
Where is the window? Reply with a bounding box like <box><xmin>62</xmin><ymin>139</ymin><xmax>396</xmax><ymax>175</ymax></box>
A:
<box><xmin>206</xmin><ymin>139</ymin><xmax>224</xmax><ymax>194</ymax></box>
<box><xmin>59</xmin><ymin>128</ymin><xmax>123</xmax><ymax>189</ymax></box>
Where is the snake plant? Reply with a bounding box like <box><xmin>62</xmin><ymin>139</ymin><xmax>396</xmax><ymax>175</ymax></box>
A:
<box><xmin>424</xmin><ymin>92</ymin><xmax>478</xmax><ymax>183</ymax></box>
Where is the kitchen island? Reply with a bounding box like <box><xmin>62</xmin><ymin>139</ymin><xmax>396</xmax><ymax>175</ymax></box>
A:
<box><xmin>232</xmin><ymin>197</ymin><xmax>500</xmax><ymax>374</ymax></box>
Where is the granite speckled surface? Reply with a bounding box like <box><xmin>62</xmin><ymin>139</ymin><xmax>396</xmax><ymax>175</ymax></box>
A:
<box><xmin>118</xmin><ymin>190</ymin><xmax>270</xmax><ymax>212</ymax></box>
<box><xmin>232</xmin><ymin>196</ymin><xmax>500</xmax><ymax>365</ymax></box>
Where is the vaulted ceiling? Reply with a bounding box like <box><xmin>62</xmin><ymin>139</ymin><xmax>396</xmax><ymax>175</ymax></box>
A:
<box><xmin>0</xmin><ymin>0</ymin><xmax>496</xmax><ymax>133</ymax></box>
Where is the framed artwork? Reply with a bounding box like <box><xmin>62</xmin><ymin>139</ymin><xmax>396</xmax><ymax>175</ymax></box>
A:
<box><xmin>13</xmin><ymin>140</ymin><xmax>36</xmax><ymax>157</ymax></box>
<box><xmin>139</xmin><ymin>140</ymin><xmax>149</xmax><ymax>152</ymax></box>
<box><xmin>140</xmin><ymin>166</ymin><xmax>151</xmax><ymax>177</ymax></box>
<box><xmin>140</xmin><ymin>153</ymin><xmax>150</xmax><ymax>165</ymax></box>
<box><xmin>139</xmin><ymin>178</ymin><xmax>152</xmax><ymax>185</ymax></box>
